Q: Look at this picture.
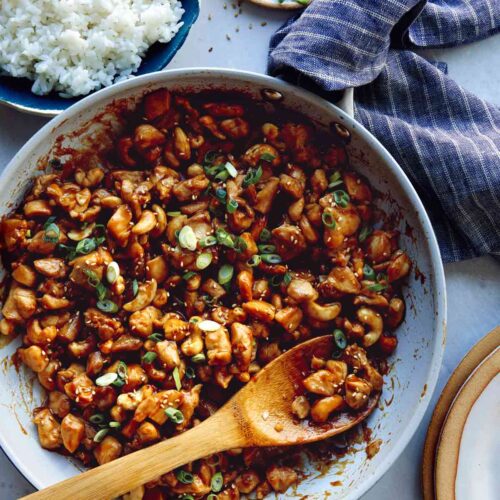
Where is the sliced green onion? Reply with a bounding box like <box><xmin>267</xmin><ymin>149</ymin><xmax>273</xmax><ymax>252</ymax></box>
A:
<box><xmin>132</xmin><ymin>279</ymin><xmax>139</xmax><ymax>297</ymax></box>
<box><xmin>377</xmin><ymin>272</ymin><xmax>388</xmax><ymax>283</ymax></box>
<box><xmin>191</xmin><ymin>353</ymin><xmax>206</xmax><ymax>364</ymax></box>
<box><xmin>167</xmin><ymin>211</ymin><xmax>182</xmax><ymax>217</ymax></box>
<box><xmin>242</xmin><ymin>165</ymin><xmax>263</xmax><ymax>188</ymax></box>
<box><xmin>165</xmin><ymin>407</ymin><xmax>184</xmax><ymax>424</ymax></box>
<box><xmin>106</xmin><ymin>261</ymin><xmax>120</xmax><ymax>284</ymax></box>
<box><xmin>196</xmin><ymin>252</ymin><xmax>213</xmax><ymax>270</ymax></box>
<box><xmin>226</xmin><ymin>199</ymin><xmax>238</xmax><ymax>214</ymax></box>
<box><xmin>247</xmin><ymin>255</ymin><xmax>261</xmax><ymax>267</ymax></box>
<box><xmin>270</xmin><ymin>275</ymin><xmax>283</xmax><ymax>287</ymax></box>
<box><xmin>75</xmin><ymin>238</ymin><xmax>98</xmax><ymax>255</ymax></box>
<box><xmin>189</xmin><ymin>316</ymin><xmax>200</xmax><ymax>324</ymax></box>
<box><xmin>95</xmin><ymin>372</ymin><xmax>118</xmax><ymax>387</ymax></box>
<box><xmin>148</xmin><ymin>333</ymin><xmax>164</xmax><ymax>342</ymax></box>
<box><xmin>185</xmin><ymin>366</ymin><xmax>196</xmax><ymax>379</ymax></box>
<box><xmin>200</xmin><ymin>235</ymin><xmax>217</xmax><ymax>247</ymax></box>
<box><xmin>283</xmin><ymin>272</ymin><xmax>292</xmax><ymax>286</ymax></box>
<box><xmin>178</xmin><ymin>226</ymin><xmax>198</xmax><ymax>251</ymax></box>
<box><xmin>95</xmin><ymin>282</ymin><xmax>108</xmax><ymax>301</ymax></box>
<box><xmin>207</xmin><ymin>494</ymin><xmax>218</xmax><ymax>500</ymax></box>
<box><xmin>183</xmin><ymin>271</ymin><xmax>197</xmax><ymax>281</ymax></box>
<box><xmin>93</xmin><ymin>428</ymin><xmax>109</xmax><ymax>443</ymax></box>
<box><xmin>328</xmin><ymin>171</ymin><xmax>343</xmax><ymax>189</ymax></box>
<box><xmin>215</xmin><ymin>228</ymin><xmax>235</xmax><ymax>248</ymax></box>
<box><xmin>142</xmin><ymin>351</ymin><xmax>157</xmax><ymax>364</ymax></box>
<box><xmin>259</xmin><ymin>152</ymin><xmax>276</xmax><ymax>162</ymax></box>
<box><xmin>363</xmin><ymin>265</ymin><xmax>376</xmax><ymax>281</ymax></box>
<box><xmin>43</xmin><ymin>216</ymin><xmax>57</xmax><ymax>229</ymax></box>
<box><xmin>215</xmin><ymin>188</ymin><xmax>227</xmax><ymax>203</ymax></box>
<box><xmin>172</xmin><ymin>366</ymin><xmax>182</xmax><ymax>391</ymax></box>
<box><xmin>211</xmin><ymin>472</ymin><xmax>224</xmax><ymax>493</ymax></box>
<box><xmin>84</xmin><ymin>268</ymin><xmax>100</xmax><ymax>287</ymax></box>
<box><xmin>234</xmin><ymin>236</ymin><xmax>248</xmax><ymax>254</ymax></box>
<box><xmin>96</xmin><ymin>300</ymin><xmax>118</xmax><ymax>313</ymax></box>
<box><xmin>181</xmin><ymin>496</ymin><xmax>194</xmax><ymax>500</ymax></box>
<box><xmin>108</xmin><ymin>421</ymin><xmax>121</xmax><ymax>429</ymax></box>
<box><xmin>202</xmin><ymin>294</ymin><xmax>216</xmax><ymax>306</ymax></box>
<box><xmin>259</xmin><ymin>228</ymin><xmax>272</xmax><ymax>242</ymax></box>
<box><xmin>333</xmin><ymin>329</ymin><xmax>347</xmax><ymax>350</ymax></box>
<box><xmin>333</xmin><ymin>190</ymin><xmax>350</xmax><ymax>208</ymax></box>
<box><xmin>204</xmin><ymin>163</ymin><xmax>221</xmax><ymax>177</ymax></box>
<box><xmin>218</xmin><ymin>264</ymin><xmax>234</xmax><ymax>285</ymax></box>
<box><xmin>204</xmin><ymin>150</ymin><xmax>218</xmax><ymax>165</ymax></box>
<box><xmin>322</xmin><ymin>211</ymin><xmax>336</xmax><ymax>229</ymax></box>
<box><xmin>331</xmin><ymin>348</ymin><xmax>343</xmax><ymax>359</ymax></box>
<box><xmin>111</xmin><ymin>377</ymin><xmax>125</xmax><ymax>388</ymax></box>
<box><xmin>89</xmin><ymin>413</ymin><xmax>106</xmax><ymax>425</ymax></box>
<box><xmin>116</xmin><ymin>361</ymin><xmax>128</xmax><ymax>380</ymax></box>
<box><xmin>367</xmin><ymin>283</ymin><xmax>387</xmax><ymax>293</ymax></box>
<box><xmin>43</xmin><ymin>222</ymin><xmax>60</xmax><ymax>243</ymax></box>
<box><xmin>260</xmin><ymin>254</ymin><xmax>282</xmax><ymax>264</ymax></box>
<box><xmin>214</xmin><ymin>169</ymin><xmax>230</xmax><ymax>182</ymax></box>
<box><xmin>177</xmin><ymin>470</ymin><xmax>194</xmax><ymax>484</ymax></box>
<box><xmin>258</xmin><ymin>244</ymin><xmax>276</xmax><ymax>254</ymax></box>
<box><xmin>359</xmin><ymin>225</ymin><xmax>372</xmax><ymax>242</ymax></box>
<box><xmin>224</xmin><ymin>161</ymin><xmax>238</xmax><ymax>178</ymax></box>
<box><xmin>59</xmin><ymin>243</ymin><xmax>77</xmax><ymax>261</ymax></box>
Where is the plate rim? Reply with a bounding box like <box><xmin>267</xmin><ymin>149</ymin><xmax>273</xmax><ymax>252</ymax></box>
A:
<box><xmin>434</xmin><ymin>347</ymin><xmax>500</xmax><ymax>499</ymax></box>
<box><xmin>422</xmin><ymin>326</ymin><xmax>500</xmax><ymax>500</ymax></box>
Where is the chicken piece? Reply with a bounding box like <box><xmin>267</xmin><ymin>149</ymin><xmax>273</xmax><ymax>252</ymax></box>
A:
<box><xmin>271</xmin><ymin>224</ymin><xmax>306</xmax><ymax>261</ymax></box>
<box><xmin>33</xmin><ymin>408</ymin><xmax>62</xmax><ymax>450</ymax></box>
<box><xmin>206</xmin><ymin>326</ymin><xmax>232</xmax><ymax>366</ymax></box>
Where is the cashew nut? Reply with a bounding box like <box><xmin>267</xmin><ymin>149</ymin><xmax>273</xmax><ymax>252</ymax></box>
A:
<box><xmin>67</xmin><ymin>222</ymin><xmax>95</xmax><ymax>241</ymax></box>
<box><xmin>357</xmin><ymin>306</ymin><xmax>383</xmax><ymax>347</ymax></box>
<box><xmin>303</xmin><ymin>300</ymin><xmax>341</xmax><ymax>322</ymax></box>
<box><xmin>132</xmin><ymin>210</ymin><xmax>156</xmax><ymax>235</ymax></box>
<box><xmin>123</xmin><ymin>279</ymin><xmax>157</xmax><ymax>312</ymax></box>
<box><xmin>151</xmin><ymin>204</ymin><xmax>167</xmax><ymax>237</ymax></box>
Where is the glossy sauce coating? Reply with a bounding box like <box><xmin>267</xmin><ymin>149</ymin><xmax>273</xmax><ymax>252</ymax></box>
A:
<box><xmin>0</xmin><ymin>88</ymin><xmax>411</xmax><ymax>499</ymax></box>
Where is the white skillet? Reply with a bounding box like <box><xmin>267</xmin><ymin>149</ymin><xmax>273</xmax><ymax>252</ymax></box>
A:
<box><xmin>0</xmin><ymin>69</ymin><xmax>446</xmax><ymax>499</ymax></box>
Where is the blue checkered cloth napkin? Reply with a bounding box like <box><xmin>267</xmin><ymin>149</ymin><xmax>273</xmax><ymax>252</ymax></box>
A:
<box><xmin>268</xmin><ymin>0</ymin><xmax>500</xmax><ymax>263</ymax></box>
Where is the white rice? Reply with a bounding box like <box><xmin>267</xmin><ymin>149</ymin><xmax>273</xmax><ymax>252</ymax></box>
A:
<box><xmin>0</xmin><ymin>0</ymin><xmax>184</xmax><ymax>97</ymax></box>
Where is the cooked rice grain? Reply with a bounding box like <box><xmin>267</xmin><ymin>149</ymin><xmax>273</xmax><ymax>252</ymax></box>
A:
<box><xmin>0</xmin><ymin>0</ymin><xmax>184</xmax><ymax>97</ymax></box>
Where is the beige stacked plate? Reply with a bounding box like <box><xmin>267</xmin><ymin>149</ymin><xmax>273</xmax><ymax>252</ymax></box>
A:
<box><xmin>422</xmin><ymin>327</ymin><xmax>500</xmax><ymax>500</ymax></box>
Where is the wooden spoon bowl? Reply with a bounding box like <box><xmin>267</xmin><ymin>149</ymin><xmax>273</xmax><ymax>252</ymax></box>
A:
<box><xmin>23</xmin><ymin>335</ymin><xmax>379</xmax><ymax>500</ymax></box>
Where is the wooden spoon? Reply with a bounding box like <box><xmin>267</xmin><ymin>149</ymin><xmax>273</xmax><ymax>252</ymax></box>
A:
<box><xmin>23</xmin><ymin>335</ymin><xmax>379</xmax><ymax>500</ymax></box>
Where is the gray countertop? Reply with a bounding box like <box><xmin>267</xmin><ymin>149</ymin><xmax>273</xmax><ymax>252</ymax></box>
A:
<box><xmin>1</xmin><ymin>1</ymin><xmax>499</xmax><ymax>498</ymax></box>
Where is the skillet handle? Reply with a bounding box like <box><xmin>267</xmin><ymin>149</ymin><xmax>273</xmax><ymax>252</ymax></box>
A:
<box><xmin>336</xmin><ymin>87</ymin><xmax>354</xmax><ymax>118</ymax></box>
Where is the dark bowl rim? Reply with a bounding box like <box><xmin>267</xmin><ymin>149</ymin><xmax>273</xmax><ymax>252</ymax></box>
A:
<box><xmin>0</xmin><ymin>0</ymin><xmax>200</xmax><ymax>117</ymax></box>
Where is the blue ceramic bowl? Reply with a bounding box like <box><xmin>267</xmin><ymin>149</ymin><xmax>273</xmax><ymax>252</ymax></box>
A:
<box><xmin>0</xmin><ymin>0</ymin><xmax>199</xmax><ymax>116</ymax></box>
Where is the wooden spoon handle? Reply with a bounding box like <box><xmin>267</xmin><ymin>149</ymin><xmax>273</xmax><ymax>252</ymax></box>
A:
<box><xmin>22</xmin><ymin>410</ymin><xmax>245</xmax><ymax>500</ymax></box>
